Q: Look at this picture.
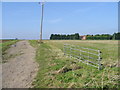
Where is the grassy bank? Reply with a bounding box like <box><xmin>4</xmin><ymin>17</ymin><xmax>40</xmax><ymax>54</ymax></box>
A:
<box><xmin>29</xmin><ymin>40</ymin><xmax>119</xmax><ymax>88</ymax></box>
<box><xmin>0</xmin><ymin>40</ymin><xmax>18</xmax><ymax>63</ymax></box>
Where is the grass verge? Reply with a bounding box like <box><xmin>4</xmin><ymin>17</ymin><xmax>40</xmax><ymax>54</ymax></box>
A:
<box><xmin>0</xmin><ymin>40</ymin><xmax>18</xmax><ymax>63</ymax></box>
<box><xmin>29</xmin><ymin>40</ymin><xmax>119</xmax><ymax>88</ymax></box>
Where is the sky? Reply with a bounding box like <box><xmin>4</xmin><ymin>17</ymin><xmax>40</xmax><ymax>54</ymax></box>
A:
<box><xmin>2</xmin><ymin>2</ymin><xmax>118</xmax><ymax>39</ymax></box>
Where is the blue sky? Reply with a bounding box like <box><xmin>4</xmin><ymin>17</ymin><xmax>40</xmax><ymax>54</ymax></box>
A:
<box><xmin>2</xmin><ymin>2</ymin><xmax>118</xmax><ymax>39</ymax></box>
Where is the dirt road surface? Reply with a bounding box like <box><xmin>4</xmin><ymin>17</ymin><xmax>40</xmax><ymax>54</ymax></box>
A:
<box><xmin>2</xmin><ymin>40</ymin><xmax>38</xmax><ymax>88</ymax></box>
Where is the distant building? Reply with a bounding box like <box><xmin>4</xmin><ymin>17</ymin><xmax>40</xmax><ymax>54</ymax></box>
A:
<box><xmin>80</xmin><ymin>35</ymin><xmax>86</xmax><ymax>40</ymax></box>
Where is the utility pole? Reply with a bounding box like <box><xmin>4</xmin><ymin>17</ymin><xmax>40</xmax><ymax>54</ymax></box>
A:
<box><xmin>39</xmin><ymin>2</ymin><xmax>44</xmax><ymax>43</ymax></box>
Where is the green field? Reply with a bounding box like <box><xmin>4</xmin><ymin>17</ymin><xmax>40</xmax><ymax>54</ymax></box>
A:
<box><xmin>29</xmin><ymin>40</ymin><xmax>119</xmax><ymax>88</ymax></box>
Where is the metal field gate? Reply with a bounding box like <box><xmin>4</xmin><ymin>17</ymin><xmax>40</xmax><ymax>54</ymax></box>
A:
<box><xmin>63</xmin><ymin>44</ymin><xmax>102</xmax><ymax>70</ymax></box>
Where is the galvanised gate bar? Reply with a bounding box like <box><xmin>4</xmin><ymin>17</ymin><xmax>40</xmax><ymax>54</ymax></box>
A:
<box><xmin>63</xmin><ymin>44</ymin><xmax>102</xmax><ymax>70</ymax></box>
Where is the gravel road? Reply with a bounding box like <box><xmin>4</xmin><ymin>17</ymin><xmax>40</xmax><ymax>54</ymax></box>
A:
<box><xmin>2</xmin><ymin>40</ymin><xmax>38</xmax><ymax>88</ymax></box>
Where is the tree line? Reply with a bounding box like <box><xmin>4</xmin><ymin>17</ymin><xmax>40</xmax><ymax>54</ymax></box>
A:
<box><xmin>50</xmin><ymin>33</ymin><xmax>80</xmax><ymax>40</ymax></box>
<box><xmin>86</xmin><ymin>32</ymin><xmax>120</xmax><ymax>40</ymax></box>
<box><xmin>50</xmin><ymin>32</ymin><xmax>120</xmax><ymax>40</ymax></box>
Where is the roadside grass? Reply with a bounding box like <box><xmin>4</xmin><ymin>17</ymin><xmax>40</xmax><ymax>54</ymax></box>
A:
<box><xmin>29</xmin><ymin>40</ymin><xmax>119</xmax><ymax>88</ymax></box>
<box><xmin>0</xmin><ymin>40</ymin><xmax>18</xmax><ymax>63</ymax></box>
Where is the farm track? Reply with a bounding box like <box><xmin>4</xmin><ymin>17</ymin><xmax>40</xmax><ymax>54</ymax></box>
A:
<box><xmin>2</xmin><ymin>40</ymin><xmax>38</xmax><ymax>88</ymax></box>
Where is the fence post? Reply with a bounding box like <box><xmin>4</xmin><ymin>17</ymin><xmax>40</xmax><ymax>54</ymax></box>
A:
<box><xmin>98</xmin><ymin>50</ymin><xmax>102</xmax><ymax>70</ymax></box>
<box><xmin>63</xmin><ymin>44</ymin><xmax>65</xmax><ymax>55</ymax></box>
<box><xmin>70</xmin><ymin>47</ymin><xmax>71</xmax><ymax>58</ymax></box>
<box><xmin>88</xmin><ymin>49</ymin><xmax>89</xmax><ymax>61</ymax></box>
<box><xmin>80</xmin><ymin>49</ymin><xmax>81</xmax><ymax>60</ymax></box>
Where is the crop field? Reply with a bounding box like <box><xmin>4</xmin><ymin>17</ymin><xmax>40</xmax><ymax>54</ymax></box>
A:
<box><xmin>29</xmin><ymin>40</ymin><xmax>119</xmax><ymax>88</ymax></box>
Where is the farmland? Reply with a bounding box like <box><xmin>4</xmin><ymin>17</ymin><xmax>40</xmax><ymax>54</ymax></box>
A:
<box><xmin>29</xmin><ymin>40</ymin><xmax>119</xmax><ymax>88</ymax></box>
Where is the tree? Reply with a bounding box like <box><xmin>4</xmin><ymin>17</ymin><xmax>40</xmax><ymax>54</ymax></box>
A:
<box><xmin>50</xmin><ymin>34</ymin><xmax>54</xmax><ymax>40</ymax></box>
<box><xmin>75</xmin><ymin>33</ymin><xmax>79</xmax><ymax>40</ymax></box>
<box><xmin>50</xmin><ymin>33</ymin><xmax>81</xmax><ymax>40</ymax></box>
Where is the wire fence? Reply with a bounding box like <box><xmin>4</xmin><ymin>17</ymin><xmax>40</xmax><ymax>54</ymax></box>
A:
<box><xmin>63</xmin><ymin>44</ymin><xmax>102</xmax><ymax>70</ymax></box>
